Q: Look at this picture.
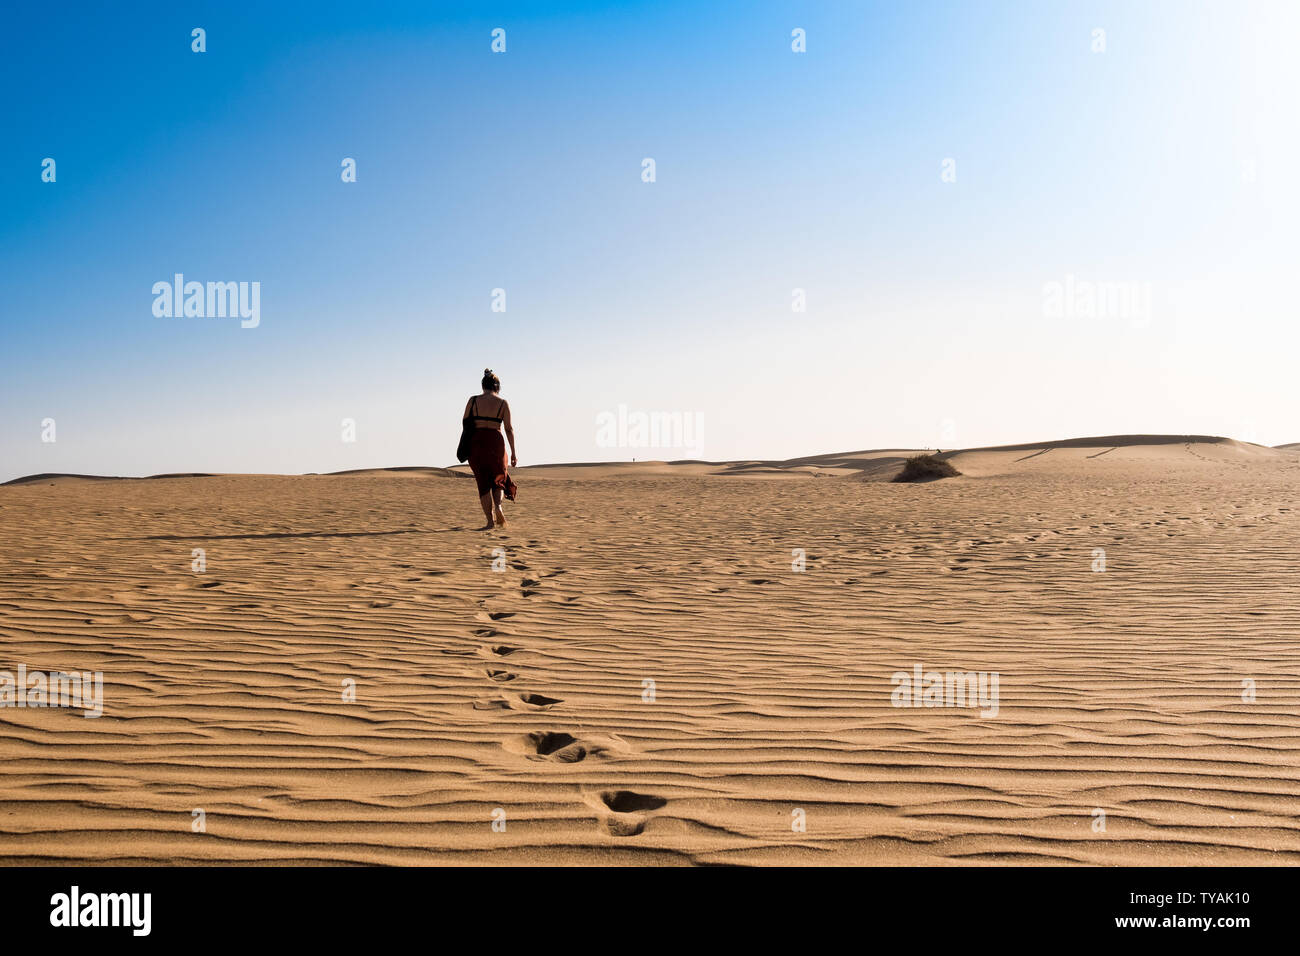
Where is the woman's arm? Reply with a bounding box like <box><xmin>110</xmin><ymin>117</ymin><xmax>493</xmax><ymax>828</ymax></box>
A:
<box><xmin>502</xmin><ymin>401</ymin><xmax>517</xmax><ymax>466</ymax></box>
<box><xmin>463</xmin><ymin>398</ymin><xmax>473</xmax><ymax>421</ymax></box>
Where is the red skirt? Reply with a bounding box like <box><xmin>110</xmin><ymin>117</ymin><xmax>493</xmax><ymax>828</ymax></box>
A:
<box><xmin>468</xmin><ymin>428</ymin><xmax>517</xmax><ymax>500</ymax></box>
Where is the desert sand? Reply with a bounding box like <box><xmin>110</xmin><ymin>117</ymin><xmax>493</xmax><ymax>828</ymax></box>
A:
<box><xmin>1</xmin><ymin>435</ymin><xmax>1297</xmax><ymax>865</ymax></box>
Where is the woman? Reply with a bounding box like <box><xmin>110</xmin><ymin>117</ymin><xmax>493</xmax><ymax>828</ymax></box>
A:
<box><xmin>463</xmin><ymin>369</ymin><xmax>518</xmax><ymax>529</ymax></box>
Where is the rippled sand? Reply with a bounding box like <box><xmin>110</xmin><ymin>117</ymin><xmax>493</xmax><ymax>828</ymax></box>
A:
<box><xmin>1</xmin><ymin>437</ymin><xmax>1297</xmax><ymax>864</ymax></box>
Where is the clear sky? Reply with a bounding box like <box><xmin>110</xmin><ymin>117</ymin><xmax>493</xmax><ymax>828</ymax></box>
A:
<box><xmin>2</xmin><ymin>0</ymin><xmax>1297</xmax><ymax>481</ymax></box>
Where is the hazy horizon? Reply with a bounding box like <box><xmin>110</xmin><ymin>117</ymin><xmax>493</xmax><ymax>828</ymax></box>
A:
<box><xmin>3</xmin><ymin>428</ymin><xmax>1294</xmax><ymax>484</ymax></box>
<box><xmin>4</xmin><ymin>0</ymin><xmax>1298</xmax><ymax>483</ymax></box>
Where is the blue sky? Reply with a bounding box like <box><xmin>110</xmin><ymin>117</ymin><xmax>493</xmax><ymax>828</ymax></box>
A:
<box><xmin>2</xmin><ymin>0</ymin><xmax>1297</xmax><ymax>480</ymax></box>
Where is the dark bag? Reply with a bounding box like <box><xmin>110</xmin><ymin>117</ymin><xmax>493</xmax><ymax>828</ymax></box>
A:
<box><xmin>456</xmin><ymin>399</ymin><xmax>476</xmax><ymax>462</ymax></box>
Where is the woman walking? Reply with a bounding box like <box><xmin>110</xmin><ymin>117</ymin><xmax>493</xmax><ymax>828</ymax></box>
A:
<box><xmin>463</xmin><ymin>369</ymin><xmax>517</xmax><ymax>529</ymax></box>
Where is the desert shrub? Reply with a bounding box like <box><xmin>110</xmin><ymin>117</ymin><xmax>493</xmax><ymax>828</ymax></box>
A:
<box><xmin>893</xmin><ymin>454</ymin><xmax>961</xmax><ymax>483</ymax></box>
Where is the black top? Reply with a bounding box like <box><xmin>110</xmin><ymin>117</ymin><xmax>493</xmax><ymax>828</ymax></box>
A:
<box><xmin>467</xmin><ymin>396</ymin><xmax>506</xmax><ymax>423</ymax></box>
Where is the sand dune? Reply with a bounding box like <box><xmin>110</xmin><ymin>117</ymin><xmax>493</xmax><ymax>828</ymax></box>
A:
<box><xmin>1</xmin><ymin>436</ymin><xmax>1298</xmax><ymax>864</ymax></box>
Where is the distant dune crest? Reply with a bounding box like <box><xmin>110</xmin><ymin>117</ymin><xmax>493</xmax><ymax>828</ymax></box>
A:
<box><xmin>5</xmin><ymin>435</ymin><xmax>1296</xmax><ymax>487</ymax></box>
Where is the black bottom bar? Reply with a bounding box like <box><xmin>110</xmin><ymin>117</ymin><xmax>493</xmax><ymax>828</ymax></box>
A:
<box><xmin>0</xmin><ymin>865</ymin><xmax>1287</xmax><ymax>943</ymax></box>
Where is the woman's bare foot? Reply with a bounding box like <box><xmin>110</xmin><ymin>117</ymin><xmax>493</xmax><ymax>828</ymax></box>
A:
<box><xmin>494</xmin><ymin>506</ymin><xmax>507</xmax><ymax>528</ymax></box>
<box><xmin>479</xmin><ymin>521</ymin><xmax>495</xmax><ymax>531</ymax></box>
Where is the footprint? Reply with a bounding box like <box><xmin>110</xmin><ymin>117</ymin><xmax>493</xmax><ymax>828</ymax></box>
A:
<box><xmin>510</xmin><ymin>692</ymin><xmax>563</xmax><ymax>710</ymax></box>
<box><xmin>600</xmin><ymin>816</ymin><xmax>647</xmax><ymax>837</ymax></box>
<box><xmin>587</xmin><ymin>790</ymin><xmax>667</xmax><ymax>837</ymax></box>
<box><xmin>508</xmin><ymin>731</ymin><xmax>585</xmax><ymax>762</ymax></box>
<box><xmin>486</xmin><ymin>669</ymin><xmax>517</xmax><ymax>682</ymax></box>
<box><xmin>484</xmin><ymin>644</ymin><xmax>518</xmax><ymax>657</ymax></box>
<box><xmin>598</xmin><ymin>790</ymin><xmax>666</xmax><ymax>813</ymax></box>
<box><xmin>488</xmin><ymin>611</ymin><xmax>515</xmax><ymax>621</ymax></box>
<box><xmin>473</xmin><ymin>696</ymin><xmax>510</xmax><ymax>710</ymax></box>
<box><xmin>504</xmin><ymin>731</ymin><xmax>628</xmax><ymax>763</ymax></box>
